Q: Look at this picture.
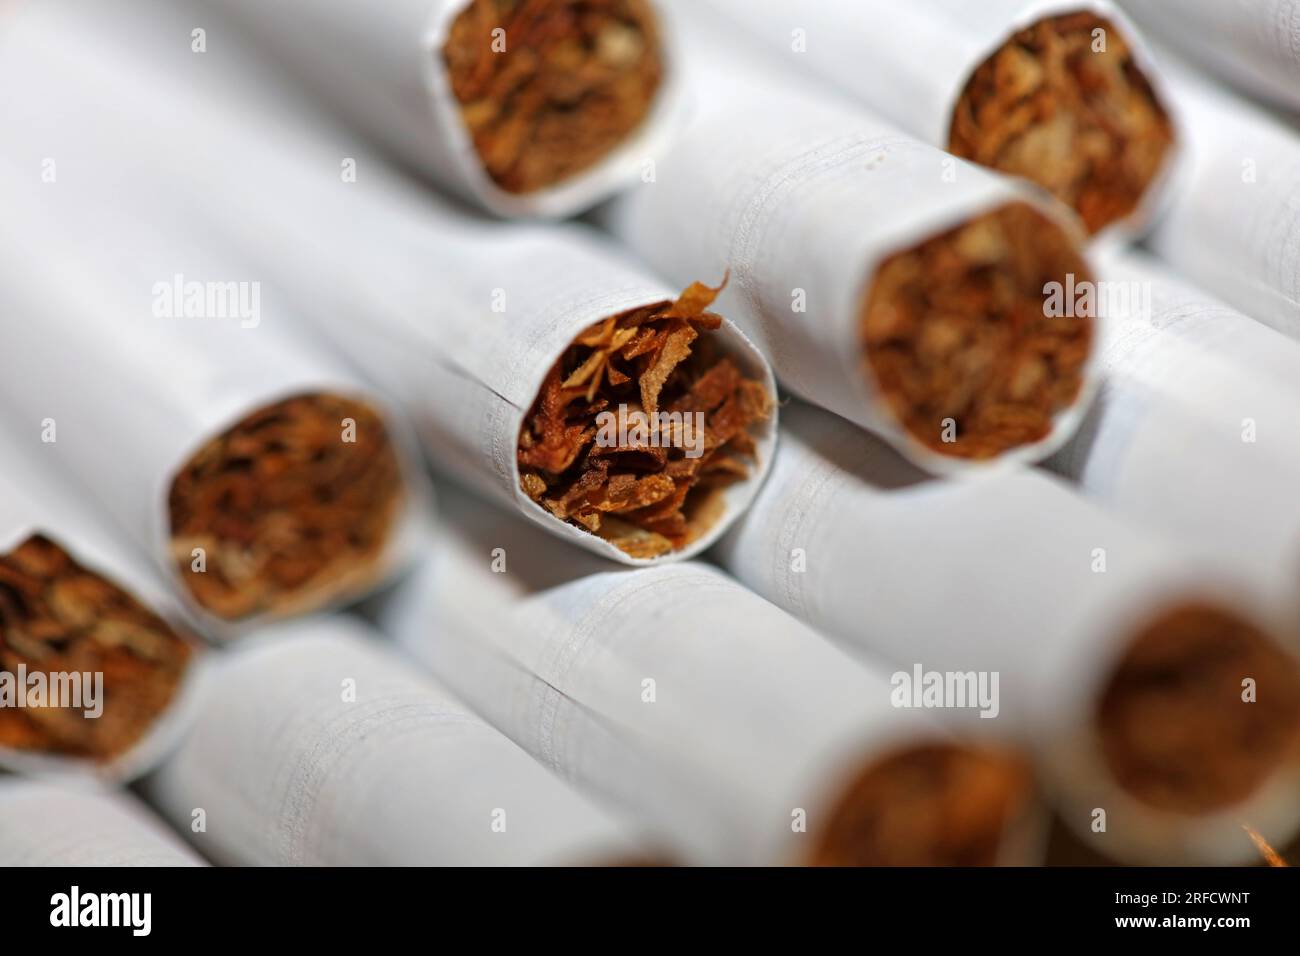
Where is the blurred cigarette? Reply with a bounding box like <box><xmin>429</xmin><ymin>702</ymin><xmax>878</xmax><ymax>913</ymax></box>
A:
<box><xmin>701</xmin><ymin>0</ymin><xmax>1178</xmax><ymax>238</ymax></box>
<box><xmin>717</xmin><ymin>400</ymin><xmax>1300</xmax><ymax>864</ymax></box>
<box><xmin>145</xmin><ymin>617</ymin><xmax>647</xmax><ymax>866</ymax></box>
<box><xmin>215</xmin><ymin>0</ymin><xmax>680</xmax><ymax>217</ymax></box>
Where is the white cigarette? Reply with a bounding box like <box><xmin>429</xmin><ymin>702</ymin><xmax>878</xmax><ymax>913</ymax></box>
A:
<box><xmin>210</xmin><ymin>0</ymin><xmax>681</xmax><ymax>218</ymax></box>
<box><xmin>384</xmin><ymin>486</ymin><xmax>1042</xmax><ymax>866</ymax></box>
<box><xmin>144</xmin><ymin>616</ymin><xmax>645</xmax><ymax>866</ymax></box>
<box><xmin>716</xmin><ymin>400</ymin><xmax>1300</xmax><ymax>864</ymax></box>
<box><xmin>0</xmin><ymin>17</ymin><xmax>428</xmax><ymax>633</ymax></box>
<box><xmin>1047</xmin><ymin>247</ymin><xmax>1300</xmax><ymax>625</ymax></box>
<box><xmin>0</xmin><ymin>441</ymin><xmax>202</xmax><ymax>782</ymax></box>
<box><xmin>0</xmin><ymin>778</ymin><xmax>204</xmax><ymax>866</ymax></box>
<box><xmin>1119</xmin><ymin>0</ymin><xmax>1300</xmax><ymax>113</ymax></box>
<box><xmin>0</xmin><ymin>3</ymin><xmax>776</xmax><ymax>567</ymax></box>
<box><xmin>599</xmin><ymin>4</ymin><xmax>1099</xmax><ymax>474</ymax></box>
<box><xmin>697</xmin><ymin>0</ymin><xmax>1178</xmax><ymax>240</ymax></box>
<box><xmin>1140</xmin><ymin>59</ymin><xmax>1300</xmax><ymax>342</ymax></box>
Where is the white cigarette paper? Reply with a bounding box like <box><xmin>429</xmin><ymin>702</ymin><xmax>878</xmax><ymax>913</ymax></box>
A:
<box><xmin>1047</xmin><ymin>248</ymin><xmax>1300</xmax><ymax>623</ymax></box>
<box><xmin>385</xmin><ymin>486</ymin><xmax>1042</xmax><ymax>866</ymax></box>
<box><xmin>698</xmin><ymin>0</ymin><xmax>1178</xmax><ymax>240</ymax></box>
<box><xmin>0</xmin><ymin>9</ymin><xmax>428</xmax><ymax>633</ymax></box>
<box><xmin>0</xmin><ymin>778</ymin><xmax>204</xmax><ymax>866</ymax></box>
<box><xmin>0</xmin><ymin>435</ymin><xmax>202</xmax><ymax>783</ymax></box>
<box><xmin>716</xmin><ymin>400</ymin><xmax>1300</xmax><ymax>864</ymax></box>
<box><xmin>599</xmin><ymin>4</ymin><xmax>1098</xmax><ymax>474</ymax></box>
<box><xmin>1119</xmin><ymin>0</ymin><xmax>1300</xmax><ymax>113</ymax></box>
<box><xmin>145</xmin><ymin>616</ymin><xmax>642</xmax><ymax>866</ymax></box>
<box><xmin>211</xmin><ymin>0</ymin><xmax>682</xmax><ymax>218</ymax></box>
<box><xmin>0</xmin><ymin>1</ymin><xmax>776</xmax><ymax>566</ymax></box>
<box><xmin>1141</xmin><ymin>60</ymin><xmax>1300</xmax><ymax>342</ymax></box>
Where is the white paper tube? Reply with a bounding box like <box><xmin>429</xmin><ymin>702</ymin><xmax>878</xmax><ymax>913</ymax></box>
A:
<box><xmin>0</xmin><ymin>2</ymin><xmax>776</xmax><ymax>567</ymax></box>
<box><xmin>698</xmin><ymin>0</ymin><xmax>1178</xmax><ymax>240</ymax></box>
<box><xmin>0</xmin><ymin>15</ymin><xmax>429</xmax><ymax>634</ymax></box>
<box><xmin>0</xmin><ymin>434</ymin><xmax>204</xmax><ymax>783</ymax></box>
<box><xmin>715</xmin><ymin>400</ymin><xmax>1300</xmax><ymax>864</ymax></box>
<box><xmin>1140</xmin><ymin>59</ymin><xmax>1300</xmax><ymax>342</ymax></box>
<box><xmin>384</xmin><ymin>485</ymin><xmax>1044</xmax><ymax>866</ymax></box>
<box><xmin>1119</xmin><ymin>0</ymin><xmax>1300</xmax><ymax>113</ymax></box>
<box><xmin>209</xmin><ymin>0</ymin><xmax>682</xmax><ymax>218</ymax></box>
<box><xmin>599</xmin><ymin>3</ymin><xmax>1099</xmax><ymax>475</ymax></box>
<box><xmin>0</xmin><ymin>778</ymin><xmax>205</xmax><ymax>867</ymax></box>
<box><xmin>144</xmin><ymin>616</ymin><xmax>644</xmax><ymax>866</ymax></box>
<box><xmin>1047</xmin><ymin>247</ymin><xmax>1300</xmax><ymax>624</ymax></box>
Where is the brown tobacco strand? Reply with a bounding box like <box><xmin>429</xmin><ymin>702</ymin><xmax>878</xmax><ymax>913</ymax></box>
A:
<box><xmin>443</xmin><ymin>0</ymin><xmax>663</xmax><ymax>193</ymax></box>
<box><xmin>168</xmin><ymin>393</ymin><xmax>405</xmax><ymax>620</ymax></box>
<box><xmin>809</xmin><ymin>743</ymin><xmax>1035</xmax><ymax>866</ymax></box>
<box><xmin>517</xmin><ymin>281</ymin><xmax>772</xmax><ymax>559</ymax></box>
<box><xmin>860</xmin><ymin>202</ymin><xmax>1093</xmax><ymax>460</ymax></box>
<box><xmin>1098</xmin><ymin>603</ymin><xmax>1300</xmax><ymax>815</ymax></box>
<box><xmin>0</xmin><ymin>534</ymin><xmax>191</xmax><ymax>761</ymax></box>
<box><xmin>948</xmin><ymin>12</ymin><xmax>1176</xmax><ymax>235</ymax></box>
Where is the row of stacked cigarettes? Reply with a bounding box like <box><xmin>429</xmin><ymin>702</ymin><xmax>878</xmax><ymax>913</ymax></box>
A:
<box><xmin>1</xmin><ymin>0</ymin><xmax>1299</xmax><ymax>867</ymax></box>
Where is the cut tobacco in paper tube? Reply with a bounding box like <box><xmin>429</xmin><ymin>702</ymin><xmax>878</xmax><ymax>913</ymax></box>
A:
<box><xmin>0</xmin><ymin>168</ymin><xmax>425</xmax><ymax>638</ymax></box>
<box><xmin>702</xmin><ymin>0</ymin><xmax>1179</xmax><ymax>240</ymax></box>
<box><xmin>0</xmin><ymin>779</ymin><xmax>205</xmax><ymax>867</ymax></box>
<box><xmin>1048</xmin><ymin>248</ymin><xmax>1300</xmax><ymax>627</ymax></box>
<box><xmin>215</xmin><ymin>0</ymin><xmax>683</xmax><ymax>218</ymax></box>
<box><xmin>383</xmin><ymin>484</ymin><xmax>1046</xmax><ymax>866</ymax></box>
<box><xmin>598</xmin><ymin>3</ymin><xmax>1100</xmax><ymax>475</ymax></box>
<box><xmin>715</xmin><ymin>400</ymin><xmax>1300</xmax><ymax>864</ymax></box>
<box><xmin>0</xmin><ymin>5</ymin><xmax>774</xmax><ymax>567</ymax></box>
<box><xmin>0</xmin><ymin>451</ymin><xmax>202</xmax><ymax>784</ymax></box>
<box><xmin>145</xmin><ymin>617</ymin><xmax>651</xmax><ymax>866</ymax></box>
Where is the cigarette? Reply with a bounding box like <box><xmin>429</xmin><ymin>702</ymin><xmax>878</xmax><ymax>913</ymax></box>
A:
<box><xmin>214</xmin><ymin>0</ymin><xmax>680</xmax><ymax>217</ymax></box>
<box><xmin>1119</xmin><ymin>0</ymin><xmax>1300</xmax><ymax>113</ymax></box>
<box><xmin>517</xmin><ymin>280</ymin><xmax>774</xmax><ymax>558</ymax></box>
<box><xmin>0</xmin><ymin>457</ymin><xmax>199</xmax><ymax>781</ymax></box>
<box><xmin>443</xmin><ymin>0</ymin><xmax>664</xmax><ymax>195</ymax></box>
<box><xmin>0</xmin><ymin>31</ymin><xmax>425</xmax><ymax>630</ymax></box>
<box><xmin>167</xmin><ymin>393</ymin><xmax>407</xmax><ymax>619</ymax></box>
<box><xmin>703</xmin><ymin>0</ymin><xmax>1177</xmax><ymax>238</ymax></box>
<box><xmin>716</xmin><ymin>400</ymin><xmax>1300</xmax><ymax>863</ymax></box>
<box><xmin>0</xmin><ymin>534</ymin><xmax>191</xmax><ymax>765</ymax></box>
<box><xmin>144</xmin><ymin>617</ymin><xmax>647</xmax><ymax>866</ymax></box>
<box><xmin>600</xmin><ymin>8</ymin><xmax>1098</xmax><ymax>471</ymax></box>
<box><xmin>385</xmin><ymin>485</ymin><xmax>1044</xmax><ymax>866</ymax></box>
<box><xmin>0</xmin><ymin>778</ymin><xmax>204</xmax><ymax>867</ymax></box>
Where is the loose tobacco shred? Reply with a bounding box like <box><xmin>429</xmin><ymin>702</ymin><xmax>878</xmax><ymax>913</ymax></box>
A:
<box><xmin>518</xmin><ymin>281</ymin><xmax>772</xmax><ymax>558</ymax></box>
<box><xmin>948</xmin><ymin>12</ymin><xmax>1176</xmax><ymax>235</ymax></box>
<box><xmin>809</xmin><ymin>743</ymin><xmax>1034</xmax><ymax>866</ymax></box>
<box><xmin>443</xmin><ymin>0</ymin><xmax>663</xmax><ymax>193</ymax></box>
<box><xmin>0</xmin><ymin>534</ymin><xmax>191</xmax><ymax>761</ymax></box>
<box><xmin>860</xmin><ymin>201</ymin><xmax>1093</xmax><ymax>459</ymax></box>
<box><xmin>1099</xmin><ymin>603</ymin><xmax>1300</xmax><ymax>814</ymax></box>
<box><xmin>168</xmin><ymin>393</ymin><xmax>405</xmax><ymax>620</ymax></box>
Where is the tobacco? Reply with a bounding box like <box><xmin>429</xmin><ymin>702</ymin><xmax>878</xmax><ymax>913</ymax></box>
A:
<box><xmin>517</xmin><ymin>281</ymin><xmax>772</xmax><ymax>558</ymax></box>
<box><xmin>809</xmin><ymin>743</ymin><xmax>1034</xmax><ymax>866</ymax></box>
<box><xmin>948</xmin><ymin>12</ymin><xmax>1176</xmax><ymax>235</ymax></box>
<box><xmin>860</xmin><ymin>201</ymin><xmax>1093</xmax><ymax>459</ymax></box>
<box><xmin>168</xmin><ymin>393</ymin><xmax>405</xmax><ymax>620</ymax></box>
<box><xmin>443</xmin><ymin>0</ymin><xmax>663</xmax><ymax>194</ymax></box>
<box><xmin>1098</xmin><ymin>603</ymin><xmax>1300</xmax><ymax>814</ymax></box>
<box><xmin>0</xmin><ymin>534</ymin><xmax>191</xmax><ymax>761</ymax></box>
